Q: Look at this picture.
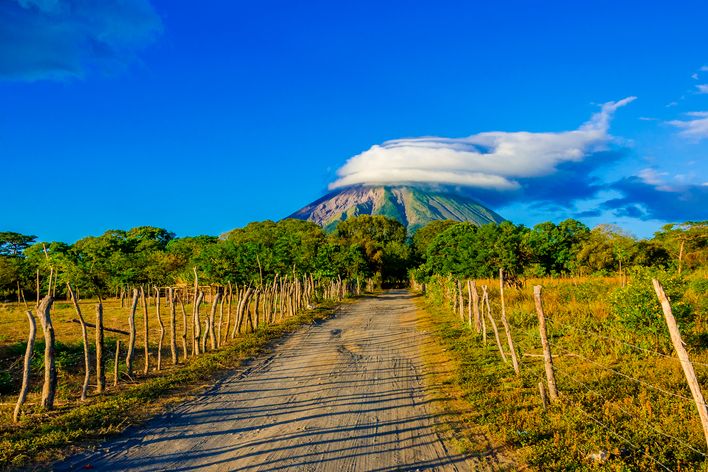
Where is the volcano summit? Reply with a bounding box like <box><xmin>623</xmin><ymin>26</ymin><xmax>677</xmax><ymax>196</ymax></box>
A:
<box><xmin>288</xmin><ymin>185</ymin><xmax>505</xmax><ymax>233</ymax></box>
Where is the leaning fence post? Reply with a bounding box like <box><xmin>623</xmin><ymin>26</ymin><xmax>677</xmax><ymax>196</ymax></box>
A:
<box><xmin>13</xmin><ymin>310</ymin><xmax>36</xmax><ymax>422</ymax></box>
<box><xmin>469</xmin><ymin>280</ymin><xmax>481</xmax><ymax>333</ymax></box>
<box><xmin>533</xmin><ymin>285</ymin><xmax>558</xmax><ymax>402</ymax></box>
<box><xmin>482</xmin><ymin>285</ymin><xmax>507</xmax><ymax>363</ymax></box>
<box><xmin>499</xmin><ymin>269</ymin><xmax>520</xmax><ymax>375</ymax></box>
<box><xmin>653</xmin><ymin>278</ymin><xmax>708</xmax><ymax>449</ymax></box>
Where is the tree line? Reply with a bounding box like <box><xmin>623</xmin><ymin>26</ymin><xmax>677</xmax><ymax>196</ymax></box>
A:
<box><xmin>411</xmin><ymin>219</ymin><xmax>706</xmax><ymax>281</ymax></box>
<box><xmin>0</xmin><ymin>217</ymin><xmax>705</xmax><ymax>300</ymax></box>
<box><xmin>0</xmin><ymin>217</ymin><xmax>407</xmax><ymax>300</ymax></box>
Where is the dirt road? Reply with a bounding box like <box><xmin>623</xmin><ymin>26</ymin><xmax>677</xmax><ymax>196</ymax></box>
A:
<box><xmin>58</xmin><ymin>290</ymin><xmax>473</xmax><ymax>471</ymax></box>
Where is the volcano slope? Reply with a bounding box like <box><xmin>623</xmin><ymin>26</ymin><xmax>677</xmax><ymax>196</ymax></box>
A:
<box><xmin>57</xmin><ymin>291</ymin><xmax>488</xmax><ymax>471</ymax></box>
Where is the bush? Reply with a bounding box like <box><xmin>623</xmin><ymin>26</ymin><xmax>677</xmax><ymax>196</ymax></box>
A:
<box><xmin>557</xmin><ymin>279</ymin><xmax>611</xmax><ymax>304</ymax></box>
<box><xmin>610</xmin><ymin>268</ymin><xmax>692</xmax><ymax>350</ymax></box>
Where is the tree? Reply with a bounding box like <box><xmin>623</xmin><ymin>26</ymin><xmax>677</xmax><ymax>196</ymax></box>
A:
<box><xmin>0</xmin><ymin>232</ymin><xmax>36</xmax><ymax>257</ymax></box>
<box><xmin>653</xmin><ymin>221</ymin><xmax>707</xmax><ymax>274</ymax></box>
<box><xmin>0</xmin><ymin>232</ymin><xmax>36</xmax><ymax>299</ymax></box>
<box><xmin>412</xmin><ymin>220</ymin><xmax>458</xmax><ymax>263</ymax></box>
<box><xmin>333</xmin><ymin>215</ymin><xmax>410</xmax><ymax>285</ymax></box>
<box><xmin>575</xmin><ymin>225</ymin><xmax>676</xmax><ymax>275</ymax></box>
<box><xmin>527</xmin><ymin>219</ymin><xmax>589</xmax><ymax>275</ymax></box>
<box><xmin>421</xmin><ymin>221</ymin><xmax>528</xmax><ymax>279</ymax></box>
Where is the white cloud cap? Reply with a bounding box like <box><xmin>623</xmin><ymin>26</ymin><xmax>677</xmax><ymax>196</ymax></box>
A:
<box><xmin>329</xmin><ymin>97</ymin><xmax>636</xmax><ymax>190</ymax></box>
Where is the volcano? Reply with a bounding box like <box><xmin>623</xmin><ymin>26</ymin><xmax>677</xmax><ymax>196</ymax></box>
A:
<box><xmin>287</xmin><ymin>185</ymin><xmax>505</xmax><ymax>233</ymax></box>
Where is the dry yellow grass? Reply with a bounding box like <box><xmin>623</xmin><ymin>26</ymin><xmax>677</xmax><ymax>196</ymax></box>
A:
<box><xmin>420</xmin><ymin>274</ymin><xmax>708</xmax><ymax>470</ymax></box>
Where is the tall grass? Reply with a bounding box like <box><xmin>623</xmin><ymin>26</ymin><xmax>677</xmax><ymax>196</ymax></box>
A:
<box><xmin>420</xmin><ymin>272</ymin><xmax>708</xmax><ymax>470</ymax></box>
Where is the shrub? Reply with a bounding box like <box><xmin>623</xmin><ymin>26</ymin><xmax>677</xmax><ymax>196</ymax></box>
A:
<box><xmin>610</xmin><ymin>268</ymin><xmax>692</xmax><ymax>350</ymax></box>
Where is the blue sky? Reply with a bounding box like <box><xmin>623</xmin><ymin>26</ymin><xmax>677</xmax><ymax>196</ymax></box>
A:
<box><xmin>1</xmin><ymin>0</ymin><xmax>707</xmax><ymax>242</ymax></box>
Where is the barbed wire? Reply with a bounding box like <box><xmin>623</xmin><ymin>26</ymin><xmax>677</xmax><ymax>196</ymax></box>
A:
<box><xmin>572</xmin><ymin>403</ymin><xmax>674</xmax><ymax>471</ymax></box>
<box><xmin>554</xmin><ymin>369</ymin><xmax>707</xmax><ymax>458</ymax></box>
<box><xmin>552</xmin><ymin>345</ymin><xmax>705</xmax><ymax>408</ymax></box>
<box><xmin>544</xmin><ymin>317</ymin><xmax>708</xmax><ymax>369</ymax></box>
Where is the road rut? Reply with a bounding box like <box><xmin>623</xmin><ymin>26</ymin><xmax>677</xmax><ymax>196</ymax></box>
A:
<box><xmin>59</xmin><ymin>290</ymin><xmax>472</xmax><ymax>471</ymax></box>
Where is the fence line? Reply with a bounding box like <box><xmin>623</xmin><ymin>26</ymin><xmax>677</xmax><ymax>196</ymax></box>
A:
<box><xmin>420</xmin><ymin>273</ymin><xmax>707</xmax><ymax>468</ymax></box>
<box><xmin>11</xmin><ymin>272</ymin><xmax>367</xmax><ymax>422</ymax></box>
<box><xmin>553</xmin><ymin>345</ymin><xmax>704</xmax><ymax>407</ymax></box>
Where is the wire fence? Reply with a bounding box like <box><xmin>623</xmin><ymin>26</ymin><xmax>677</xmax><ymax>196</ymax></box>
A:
<box><xmin>426</xmin><ymin>273</ymin><xmax>707</xmax><ymax>469</ymax></box>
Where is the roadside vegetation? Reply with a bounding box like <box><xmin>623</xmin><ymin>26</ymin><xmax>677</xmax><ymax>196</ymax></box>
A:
<box><xmin>410</xmin><ymin>218</ymin><xmax>707</xmax><ymax>469</ymax></box>
<box><xmin>0</xmin><ymin>216</ymin><xmax>705</xmax><ymax>470</ymax></box>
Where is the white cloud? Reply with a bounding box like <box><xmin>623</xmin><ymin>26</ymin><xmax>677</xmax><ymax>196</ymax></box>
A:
<box><xmin>692</xmin><ymin>73</ymin><xmax>699</xmax><ymax>80</ymax></box>
<box><xmin>697</xmin><ymin>84</ymin><xmax>708</xmax><ymax>94</ymax></box>
<box><xmin>637</xmin><ymin>168</ymin><xmax>676</xmax><ymax>192</ymax></box>
<box><xmin>329</xmin><ymin>97</ymin><xmax>636</xmax><ymax>190</ymax></box>
<box><xmin>668</xmin><ymin>112</ymin><xmax>708</xmax><ymax>141</ymax></box>
<box><xmin>702</xmin><ymin>65</ymin><xmax>708</xmax><ymax>72</ymax></box>
<box><xmin>638</xmin><ymin>168</ymin><xmax>667</xmax><ymax>186</ymax></box>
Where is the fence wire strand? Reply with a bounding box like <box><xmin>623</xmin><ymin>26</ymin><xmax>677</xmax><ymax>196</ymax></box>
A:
<box><xmin>554</xmin><ymin>369</ymin><xmax>707</xmax><ymax>458</ymax></box>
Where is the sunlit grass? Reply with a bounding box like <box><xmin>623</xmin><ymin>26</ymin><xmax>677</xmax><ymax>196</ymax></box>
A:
<box><xmin>0</xmin><ymin>298</ymin><xmax>339</xmax><ymax>469</ymax></box>
<box><xmin>420</xmin><ymin>274</ymin><xmax>708</xmax><ymax>470</ymax></box>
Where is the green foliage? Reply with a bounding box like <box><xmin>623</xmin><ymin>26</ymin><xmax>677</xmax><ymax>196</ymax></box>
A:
<box><xmin>411</xmin><ymin>219</ymin><xmax>457</xmax><ymax>261</ymax></box>
<box><xmin>1</xmin><ymin>216</ymin><xmax>704</xmax><ymax>300</ymax></box>
<box><xmin>409</xmin><ymin>217</ymin><xmax>700</xmax><ymax>284</ymax></box>
<box><xmin>333</xmin><ymin>215</ymin><xmax>410</xmax><ymax>284</ymax></box>
<box><xmin>609</xmin><ymin>268</ymin><xmax>692</xmax><ymax>345</ymax></box>
<box><xmin>576</xmin><ymin>224</ymin><xmax>670</xmax><ymax>275</ymax></box>
<box><xmin>557</xmin><ymin>279</ymin><xmax>613</xmax><ymax>304</ymax></box>
<box><xmin>420</xmin><ymin>221</ymin><xmax>529</xmax><ymax>278</ymax></box>
<box><xmin>527</xmin><ymin>219</ymin><xmax>589</xmax><ymax>275</ymax></box>
<box><xmin>0</xmin><ymin>232</ymin><xmax>36</xmax><ymax>257</ymax></box>
<box><xmin>653</xmin><ymin>221</ymin><xmax>707</xmax><ymax>272</ymax></box>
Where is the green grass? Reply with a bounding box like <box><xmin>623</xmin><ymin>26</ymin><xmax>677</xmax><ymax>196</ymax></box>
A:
<box><xmin>418</xmin><ymin>275</ymin><xmax>708</xmax><ymax>470</ymax></box>
<box><xmin>0</xmin><ymin>302</ymin><xmax>339</xmax><ymax>470</ymax></box>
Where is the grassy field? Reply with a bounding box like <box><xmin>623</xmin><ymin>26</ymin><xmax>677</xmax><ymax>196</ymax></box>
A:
<box><xmin>0</xmin><ymin>294</ymin><xmax>222</xmax><ymax>407</ymax></box>
<box><xmin>418</xmin><ymin>273</ymin><xmax>708</xmax><ymax>470</ymax></box>
<box><xmin>0</xmin><ymin>296</ymin><xmax>341</xmax><ymax>469</ymax></box>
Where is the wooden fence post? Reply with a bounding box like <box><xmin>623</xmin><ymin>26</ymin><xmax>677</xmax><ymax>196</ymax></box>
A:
<box><xmin>216</xmin><ymin>292</ymin><xmax>224</xmax><ymax>349</ymax></box>
<box><xmin>653</xmin><ymin>278</ymin><xmax>708</xmax><ymax>448</ymax></box>
<box><xmin>95</xmin><ymin>299</ymin><xmax>105</xmax><ymax>393</ymax></box>
<box><xmin>499</xmin><ymin>269</ymin><xmax>520</xmax><ymax>375</ymax></box>
<box><xmin>533</xmin><ymin>285</ymin><xmax>558</xmax><ymax>402</ymax></box>
<box><xmin>169</xmin><ymin>287</ymin><xmax>177</xmax><ymax>365</ymax></box>
<box><xmin>482</xmin><ymin>286</ymin><xmax>507</xmax><ymax>363</ymax></box>
<box><xmin>155</xmin><ymin>287</ymin><xmax>164</xmax><ymax>371</ymax></box>
<box><xmin>13</xmin><ymin>310</ymin><xmax>36</xmax><ymax>422</ymax></box>
<box><xmin>126</xmin><ymin>288</ymin><xmax>139</xmax><ymax>376</ymax></box>
<box><xmin>470</xmin><ymin>280</ymin><xmax>481</xmax><ymax>333</ymax></box>
<box><xmin>113</xmin><ymin>339</ymin><xmax>121</xmax><ymax>387</ymax></box>
<box><xmin>193</xmin><ymin>290</ymin><xmax>204</xmax><ymax>355</ymax></box>
<box><xmin>38</xmin><ymin>295</ymin><xmax>56</xmax><ymax>410</ymax></box>
<box><xmin>457</xmin><ymin>279</ymin><xmax>464</xmax><ymax>321</ymax></box>
<box><xmin>67</xmin><ymin>283</ymin><xmax>90</xmax><ymax>400</ymax></box>
<box><xmin>140</xmin><ymin>287</ymin><xmax>150</xmax><ymax>374</ymax></box>
<box><xmin>177</xmin><ymin>293</ymin><xmax>188</xmax><ymax>362</ymax></box>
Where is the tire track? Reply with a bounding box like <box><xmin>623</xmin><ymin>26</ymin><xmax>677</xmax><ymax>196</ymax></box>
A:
<box><xmin>57</xmin><ymin>290</ymin><xmax>473</xmax><ymax>471</ymax></box>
